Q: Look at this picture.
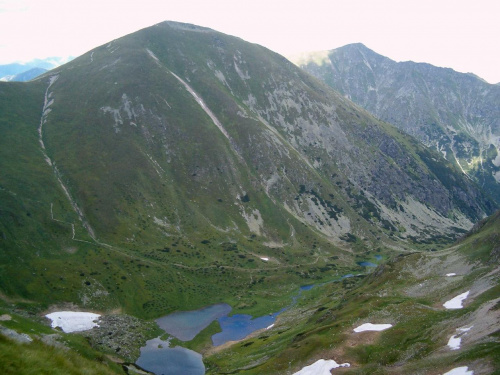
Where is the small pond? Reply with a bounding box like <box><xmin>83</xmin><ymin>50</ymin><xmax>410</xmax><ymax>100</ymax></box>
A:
<box><xmin>156</xmin><ymin>303</ymin><xmax>231</xmax><ymax>341</ymax></box>
<box><xmin>136</xmin><ymin>337</ymin><xmax>205</xmax><ymax>375</ymax></box>
<box><xmin>357</xmin><ymin>261</ymin><xmax>377</xmax><ymax>267</ymax></box>
<box><xmin>300</xmin><ymin>284</ymin><xmax>315</xmax><ymax>291</ymax></box>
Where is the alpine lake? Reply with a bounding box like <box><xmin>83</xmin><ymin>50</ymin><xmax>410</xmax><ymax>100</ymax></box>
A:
<box><xmin>136</xmin><ymin>260</ymin><xmax>381</xmax><ymax>374</ymax></box>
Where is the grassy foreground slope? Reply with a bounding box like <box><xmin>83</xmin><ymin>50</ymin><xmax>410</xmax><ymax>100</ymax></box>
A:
<box><xmin>203</xmin><ymin>210</ymin><xmax>500</xmax><ymax>374</ymax></box>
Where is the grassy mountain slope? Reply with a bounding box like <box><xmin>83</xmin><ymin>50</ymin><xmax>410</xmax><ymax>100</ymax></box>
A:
<box><xmin>291</xmin><ymin>43</ymin><xmax>500</xmax><ymax>202</ymax></box>
<box><xmin>44</xmin><ymin>22</ymin><xmax>495</xmax><ymax>244</ymax></box>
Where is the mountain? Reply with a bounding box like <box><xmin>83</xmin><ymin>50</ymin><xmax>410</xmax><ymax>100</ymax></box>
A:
<box><xmin>291</xmin><ymin>43</ymin><xmax>500</xmax><ymax>202</ymax></box>
<box><xmin>0</xmin><ymin>67</ymin><xmax>47</xmax><ymax>82</ymax></box>
<box><xmin>0</xmin><ymin>57</ymin><xmax>71</xmax><ymax>82</ymax></box>
<box><xmin>0</xmin><ymin>22</ymin><xmax>498</xmax><ymax>374</ymax></box>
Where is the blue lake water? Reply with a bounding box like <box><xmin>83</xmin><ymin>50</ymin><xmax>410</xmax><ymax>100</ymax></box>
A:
<box><xmin>136</xmin><ymin>337</ymin><xmax>205</xmax><ymax>375</ymax></box>
<box><xmin>212</xmin><ymin>308</ymin><xmax>286</xmax><ymax>346</ymax></box>
<box><xmin>156</xmin><ymin>303</ymin><xmax>232</xmax><ymax>341</ymax></box>
<box><xmin>210</xmin><ymin>273</ymin><xmax>371</xmax><ymax>347</ymax></box>
<box><xmin>357</xmin><ymin>261</ymin><xmax>377</xmax><ymax>267</ymax></box>
<box><xmin>137</xmin><ymin>272</ymin><xmax>369</xmax><ymax>373</ymax></box>
<box><xmin>375</xmin><ymin>255</ymin><xmax>382</xmax><ymax>260</ymax></box>
<box><xmin>300</xmin><ymin>284</ymin><xmax>315</xmax><ymax>291</ymax></box>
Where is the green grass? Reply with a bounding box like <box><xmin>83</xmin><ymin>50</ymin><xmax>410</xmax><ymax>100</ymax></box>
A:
<box><xmin>0</xmin><ymin>335</ymin><xmax>123</xmax><ymax>375</ymax></box>
<box><xmin>0</xmin><ymin>308</ymin><xmax>123</xmax><ymax>374</ymax></box>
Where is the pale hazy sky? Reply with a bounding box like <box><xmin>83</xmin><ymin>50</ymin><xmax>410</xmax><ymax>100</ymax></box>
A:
<box><xmin>1</xmin><ymin>0</ymin><xmax>499</xmax><ymax>83</ymax></box>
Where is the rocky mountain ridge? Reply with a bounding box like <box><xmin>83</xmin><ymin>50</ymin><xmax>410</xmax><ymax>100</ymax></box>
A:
<box><xmin>292</xmin><ymin>43</ymin><xmax>500</xmax><ymax>202</ymax></box>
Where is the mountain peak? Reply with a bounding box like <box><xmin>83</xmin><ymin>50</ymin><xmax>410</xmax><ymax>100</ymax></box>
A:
<box><xmin>156</xmin><ymin>20</ymin><xmax>213</xmax><ymax>33</ymax></box>
<box><xmin>339</xmin><ymin>42</ymin><xmax>370</xmax><ymax>51</ymax></box>
<box><xmin>333</xmin><ymin>43</ymin><xmax>391</xmax><ymax>63</ymax></box>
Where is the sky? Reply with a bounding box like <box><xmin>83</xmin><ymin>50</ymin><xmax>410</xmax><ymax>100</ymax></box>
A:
<box><xmin>1</xmin><ymin>0</ymin><xmax>499</xmax><ymax>83</ymax></box>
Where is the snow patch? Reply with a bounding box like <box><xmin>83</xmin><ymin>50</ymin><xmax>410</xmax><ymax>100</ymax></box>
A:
<box><xmin>234</xmin><ymin>61</ymin><xmax>250</xmax><ymax>80</ymax></box>
<box><xmin>447</xmin><ymin>335</ymin><xmax>461</xmax><ymax>350</ymax></box>
<box><xmin>38</xmin><ymin>75</ymin><xmax>59</xmax><ymax>155</ymax></box>
<box><xmin>443</xmin><ymin>291</ymin><xmax>470</xmax><ymax>309</ymax></box>
<box><xmin>293</xmin><ymin>359</ymin><xmax>350</xmax><ymax>375</ymax></box>
<box><xmin>459</xmin><ymin>326</ymin><xmax>473</xmax><ymax>333</ymax></box>
<box><xmin>353</xmin><ymin>323</ymin><xmax>393</xmax><ymax>332</ymax></box>
<box><xmin>446</xmin><ymin>273</ymin><xmax>457</xmax><ymax>277</ymax></box>
<box><xmin>260</xmin><ymin>257</ymin><xmax>269</xmax><ymax>261</ymax></box>
<box><xmin>99</xmin><ymin>57</ymin><xmax>121</xmax><ymax>71</ymax></box>
<box><xmin>45</xmin><ymin>311</ymin><xmax>101</xmax><ymax>333</ymax></box>
<box><xmin>266</xmin><ymin>323</ymin><xmax>274</xmax><ymax>330</ymax></box>
<box><xmin>233</xmin><ymin>52</ymin><xmax>251</xmax><ymax>80</ymax></box>
<box><xmin>121</xmin><ymin>93</ymin><xmax>136</xmax><ymax>120</ymax></box>
<box><xmin>442</xmin><ymin>367</ymin><xmax>474</xmax><ymax>375</ymax></box>
<box><xmin>448</xmin><ymin>326</ymin><xmax>473</xmax><ymax>350</ymax></box>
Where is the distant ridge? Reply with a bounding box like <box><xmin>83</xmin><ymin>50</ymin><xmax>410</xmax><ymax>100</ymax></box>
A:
<box><xmin>291</xmin><ymin>43</ymin><xmax>500</xmax><ymax>202</ymax></box>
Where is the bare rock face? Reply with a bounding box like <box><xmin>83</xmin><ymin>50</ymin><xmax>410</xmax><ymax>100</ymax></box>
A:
<box><xmin>292</xmin><ymin>43</ymin><xmax>500</xmax><ymax>202</ymax></box>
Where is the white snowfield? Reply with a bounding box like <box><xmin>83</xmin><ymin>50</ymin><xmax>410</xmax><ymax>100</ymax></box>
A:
<box><xmin>446</xmin><ymin>273</ymin><xmax>457</xmax><ymax>277</ymax></box>
<box><xmin>447</xmin><ymin>326</ymin><xmax>473</xmax><ymax>350</ymax></box>
<box><xmin>260</xmin><ymin>257</ymin><xmax>269</xmax><ymax>261</ymax></box>
<box><xmin>45</xmin><ymin>311</ymin><xmax>101</xmax><ymax>333</ymax></box>
<box><xmin>353</xmin><ymin>323</ymin><xmax>393</xmax><ymax>332</ymax></box>
<box><xmin>443</xmin><ymin>291</ymin><xmax>470</xmax><ymax>309</ymax></box>
<box><xmin>442</xmin><ymin>366</ymin><xmax>473</xmax><ymax>375</ymax></box>
<box><xmin>447</xmin><ymin>335</ymin><xmax>461</xmax><ymax>350</ymax></box>
<box><xmin>293</xmin><ymin>359</ymin><xmax>350</xmax><ymax>375</ymax></box>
